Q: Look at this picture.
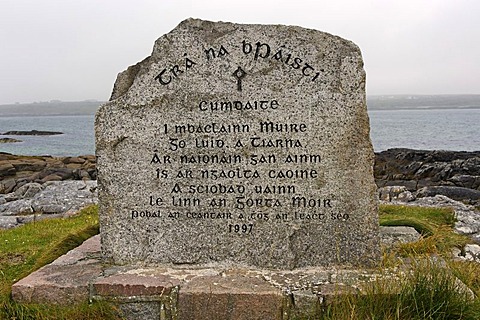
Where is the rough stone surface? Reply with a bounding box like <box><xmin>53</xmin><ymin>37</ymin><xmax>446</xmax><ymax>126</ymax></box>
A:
<box><xmin>378</xmin><ymin>186</ymin><xmax>415</xmax><ymax>202</ymax></box>
<box><xmin>0</xmin><ymin>216</ymin><xmax>18</xmax><ymax>228</ymax></box>
<box><xmin>416</xmin><ymin>186</ymin><xmax>480</xmax><ymax>203</ymax></box>
<box><xmin>464</xmin><ymin>244</ymin><xmax>480</xmax><ymax>262</ymax></box>
<box><xmin>0</xmin><ymin>181</ymin><xmax>98</xmax><ymax>229</ymax></box>
<box><xmin>93</xmin><ymin>272</ymin><xmax>181</xmax><ymax>297</ymax></box>
<box><xmin>11</xmin><ymin>235</ymin><xmax>103</xmax><ymax>305</ymax></box>
<box><xmin>12</xmin><ymin>235</ymin><xmax>386</xmax><ymax>319</ymax></box>
<box><xmin>118</xmin><ymin>303</ymin><xmax>161</xmax><ymax>320</ymax></box>
<box><xmin>0</xmin><ymin>153</ymin><xmax>97</xmax><ymax>195</ymax></box>
<box><xmin>375</xmin><ymin>149</ymin><xmax>480</xmax><ymax>198</ymax></box>
<box><xmin>178</xmin><ymin>273</ymin><xmax>285</xmax><ymax>320</ymax></box>
<box><xmin>379</xmin><ymin>226</ymin><xmax>421</xmax><ymax>246</ymax></box>
<box><xmin>96</xmin><ymin>18</ymin><xmax>379</xmax><ymax>269</ymax></box>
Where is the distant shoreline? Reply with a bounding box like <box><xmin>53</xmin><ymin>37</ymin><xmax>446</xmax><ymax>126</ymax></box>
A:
<box><xmin>368</xmin><ymin>106</ymin><xmax>480</xmax><ymax>111</ymax></box>
<box><xmin>0</xmin><ymin>100</ymin><xmax>102</xmax><ymax>117</ymax></box>
<box><xmin>1</xmin><ymin>95</ymin><xmax>480</xmax><ymax>116</ymax></box>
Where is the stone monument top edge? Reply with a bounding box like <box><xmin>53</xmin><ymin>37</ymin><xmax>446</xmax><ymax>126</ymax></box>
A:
<box><xmin>107</xmin><ymin>18</ymin><xmax>364</xmax><ymax>103</ymax></box>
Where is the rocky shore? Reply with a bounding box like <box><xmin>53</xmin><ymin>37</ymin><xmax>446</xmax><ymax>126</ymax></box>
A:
<box><xmin>375</xmin><ymin>148</ymin><xmax>480</xmax><ymax>204</ymax></box>
<box><xmin>0</xmin><ymin>180</ymin><xmax>97</xmax><ymax>229</ymax></box>
<box><xmin>2</xmin><ymin>148</ymin><xmax>479</xmax><ymax>202</ymax></box>
<box><xmin>0</xmin><ymin>153</ymin><xmax>96</xmax><ymax>194</ymax></box>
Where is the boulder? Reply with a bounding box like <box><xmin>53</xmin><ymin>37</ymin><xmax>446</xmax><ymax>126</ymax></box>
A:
<box><xmin>82</xmin><ymin>155</ymin><xmax>96</xmax><ymax>163</ymax></box>
<box><xmin>374</xmin><ymin>149</ymin><xmax>480</xmax><ymax>192</ymax></box>
<box><xmin>14</xmin><ymin>183</ymin><xmax>43</xmax><ymax>199</ymax></box>
<box><xmin>378</xmin><ymin>186</ymin><xmax>415</xmax><ymax>202</ymax></box>
<box><xmin>0</xmin><ymin>216</ymin><xmax>18</xmax><ymax>229</ymax></box>
<box><xmin>383</xmin><ymin>180</ymin><xmax>418</xmax><ymax>191</ymax></box>
<box><xmin>10</xmin><ymin>159</ymin><xmax>47</xmax><ymax>172</ymax></box>
<box><xmin>448</xmin><ymin>175</ymin><xmax>480</xmax><ymax>190</ymax></box>
<box><xmin>34</xmin><ymin>168</ymin><xmax>73</xmax><ymax>183</ymax></box>
<box><xmin>74</xmin><ymin>169</ymin><xmax>91</xmax><ymax>180</ymax></box>
<box><xmin>0</xmin><ymin>199</ymin><xmax>33</xmax><ymax>216</ymax></box>
<box><xmin>380</xmin><ymin>226</ymin><xmax>421</xmax><ymax>246</ymax></box>
<box><xmin>0</xmin><ymin>163</ymin><xmax>16</xmax><ymax>177</ymax></box>
<box><xmin>31</xmin><ymin>181</ymin><xmax>97</xmax><ymax>215</ymax></box>
<box><xmin>62</xmin><ymin>157</ymin><xmax>86</xmax><ymax>165</ymax></box>
<box><xmin>0</xmin><ymin>179</ymin><xmax>16</xmax><ymax>194</ymax></box>
<box><xmin>416</xmin><ymin>186</ymin><xmax>480</xmax><ymax>203</ymax></box>
<box><xmin>464</xmin><ymin>244</ymin><xmax>480</xmax><ymax>262</ymax></box>
<box><xmin>41</xmin><ymin>174</ymin><xmax>63</xmax><ymax>183</ymax></box>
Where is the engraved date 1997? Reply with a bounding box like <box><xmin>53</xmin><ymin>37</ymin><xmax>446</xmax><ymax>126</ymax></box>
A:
<box><xmin>229</xmin><ymin>223</ymin><xmax>253</xmax><ymax>234</ymax></box>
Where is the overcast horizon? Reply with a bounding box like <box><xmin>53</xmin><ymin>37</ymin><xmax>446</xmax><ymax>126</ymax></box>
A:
<box><xmin>1</xmin><ymin>0</ymin><xmax>479</xmax><ymax>105</ymax></box>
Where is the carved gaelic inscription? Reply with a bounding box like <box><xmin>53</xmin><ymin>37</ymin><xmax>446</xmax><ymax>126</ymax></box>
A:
<box><xmin>139</xmin><ymin>116</ymin><xmax>342</xmax><ymax>235</ymax></box>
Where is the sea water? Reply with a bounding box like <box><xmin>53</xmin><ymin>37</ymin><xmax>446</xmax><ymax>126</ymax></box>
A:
<box><xmin>369</xmin><ymin>108</ymin><xmax>480</xmax><ymax>152</ymax></box>
<box><xmin>0</xmin><ymin>109</ymin><xmax>479</xmax><ymax>156</ymax></box>
<box><xmin>0</xmin><ymin>115</ymin><xmax>94</xmax><ymax>156</ymax></box>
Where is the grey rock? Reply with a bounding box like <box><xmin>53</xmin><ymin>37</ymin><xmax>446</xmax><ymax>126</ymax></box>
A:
<box><xmin>378</xmin><ymin>186</ymin><xmax>415</xmax><ymax>202</ymax></box>
<box><xmin>40</xmin><ymin>174</ymin><xmax>63</xmax><ymax>183</ymax></box>
<box><xmin>0</xmin><ymin>178</ymin><xmax>16</xmax><ymax>193</ymax></box>
<box><xmin>32</xmin><ymin>181</ymin><xmax>97</xmax><ymax>214</ymax></box>
<box><xmin>383</xmin><ymin>180</ymin><xmax>418</xmax><ymax>191</ymax></box>
<box><xmin>14</xmin><ymin>183</ymin><xmax>43</xmax><ymax>199</ymax></box>
<box><xmin>448</xmin><ymin>175</ymin><xmax>480</xmax><ymax>190</ymax></box>
<box><xmin>0</xmin><ymin>163</ymin><xmax>16</xmax><ymax>177</ymax></box>
<box><xmin>380</xmin><ymin>226</ymin><xmax>421</xmax><ymax>246</ymax></box>
<box><xmin>374</xmin><ymin>149</ymin><xmax>480</xmax><ymax>193</ymax></box>
<box><xmin>416</xmin><ymin>186</ymin><xmax>480</xmax><ymax>203</ymax></box>
<box><xmin>464</xmin><ymin>244</ymin><xmax>480</xmax><ymax>262</ymax></box>
<box><xmin>11</xmin><ymin>160</ymin><xmax>47</xmax><ymax>172</ymax></box>
<box><xmin>0</xmin><ymin>216</ymin><xmax>19</xmax><ymax>229</ymax></box>
<box><xmin>473</xmin><ymin>234</ymin><xmax>480</xmax><ymax>243</ymax></box>
<box><xmin>0</xmin><ymin>181</ymin><xmax>97</xmax><ymax>223</ymax></box>
<box><xmin>96</xmin><ymin>19</ymin><xmax>380</xmax><ymax>269</ymax></box>
<box><xmin>0</xmin><ymin>199</ymin><xmax>33</xmax><ymax>216</ymax></box>
<box><xmin>32</xmin><ymin>203</ymin><xmax>67</xmax><ymax>214</ymax></box>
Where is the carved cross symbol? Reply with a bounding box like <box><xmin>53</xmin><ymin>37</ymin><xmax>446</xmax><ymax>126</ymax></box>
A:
<box><xmin>232</xmin><ymin>67</ymin><xmax>247</xmax><ymax>91</ymax></box>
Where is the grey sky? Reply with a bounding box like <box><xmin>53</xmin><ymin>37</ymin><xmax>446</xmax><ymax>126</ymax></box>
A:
<box><xmin>1</xmin><ymin>0</ymin><xmax>479</xmax><ymax>104</ymax></box>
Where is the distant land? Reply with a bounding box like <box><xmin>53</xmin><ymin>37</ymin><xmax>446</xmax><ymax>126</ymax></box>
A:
<box><xmin>367</xmin><ymin>94</ymin><xmax>480</xmax><ymax>110</ymax></box>
<box><xmin>0</xmin><ymin>100</ymin><xmax>103</xmax><ymax>117</ymax></box>
<box><xmin>0</xmin><ymin>95</ymin><xmax>479</xmax><ymax>116</ymax></box>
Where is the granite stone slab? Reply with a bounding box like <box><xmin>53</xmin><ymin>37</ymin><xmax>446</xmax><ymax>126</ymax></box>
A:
<box><xmin>95</xmin><ymin>18</ymin><xmax>379</xmax><ymax>269</ymax></box>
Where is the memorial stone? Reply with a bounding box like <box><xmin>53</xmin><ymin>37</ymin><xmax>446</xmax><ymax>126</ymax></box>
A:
<box><xmin>95</xmin><ymin>18</ymin><xmax>380</xmax><ymax>269</ymax></box>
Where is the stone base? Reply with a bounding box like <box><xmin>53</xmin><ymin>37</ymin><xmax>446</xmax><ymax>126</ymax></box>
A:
<box><xmin>12</xmin><ymin>236</ymin><xmax>381</xmax><ymax>320</ymax></box>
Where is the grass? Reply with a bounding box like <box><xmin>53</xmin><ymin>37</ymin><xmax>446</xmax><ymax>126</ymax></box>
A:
<box><xmin>318</xmin><ymin>260</ymin><xmax>480</xmax><ymax>320</ymax></box>
<box><xmin>379</xmin><ymin>204</ymin><xmax>469</xmax><ymax>257</ymax></box>
<box><xmin>1</xmin><ymin>203</ymin><xmax>479</xmax><ymax>319</ymax></box>
<box><xmin>379</xmin><ymin>204</ymin><xmax>456</xmax><ymax>236</ymax></box>
<box><xmin>293</xmin><ymin>204</ymin><xmax>480</xmax><ymax>319</ymax></box>
<box><xmin>0</xmin><ymin>205</ymin><xmax>121</xmax><ymax>320</ymax></box>
<box><xmin>299</xmin><ymin>204</ymin><xmax>480</xmax><ymax>320</ymax></box>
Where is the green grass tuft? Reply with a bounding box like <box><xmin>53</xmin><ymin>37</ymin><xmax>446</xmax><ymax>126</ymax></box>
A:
<box><xmin>318</xmin><ymin>261</ymin><xmax>480</xmax><ymax>320</ymax></box>
<box><xmin>379</xmin><ymin>204</ymin><xmax>456</xmax><ymax>234</ymax></box>
<box><xmin>0</xmin><ymin>205</ymin><xmax>121</xmax><ymax>320</ymax></box>
<box><xmin>379</xmin><ymin>204</ymin><xmax>469</xmax><ymax>257</ymax></box>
